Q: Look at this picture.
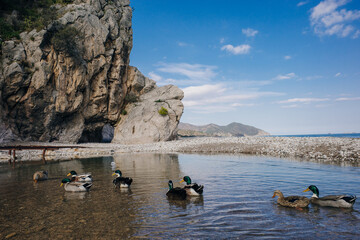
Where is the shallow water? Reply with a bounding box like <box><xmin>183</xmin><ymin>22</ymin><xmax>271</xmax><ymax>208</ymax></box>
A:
<box><xmin>0</xmin><ymin>153</ymin><xmax>359</xmax><ymax>239</ymax></box>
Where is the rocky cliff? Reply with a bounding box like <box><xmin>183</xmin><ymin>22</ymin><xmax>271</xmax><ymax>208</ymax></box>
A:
<box><xmin>0</xmin><ymin>0</ymin><xmax>183</xmax><ymax>143</ymax></box>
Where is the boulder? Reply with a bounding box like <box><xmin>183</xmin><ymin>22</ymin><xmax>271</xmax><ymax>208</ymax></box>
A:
<box><xmin>113</xmin><ymin>70</ymin><xmax>184</xmax><ymax>144</ymax></box>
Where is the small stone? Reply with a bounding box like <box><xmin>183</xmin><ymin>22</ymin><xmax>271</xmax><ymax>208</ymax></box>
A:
<box><xmin>5</xmin><ymin>232</ymin><xmax>17</xmax><ymax>239</ymax></box>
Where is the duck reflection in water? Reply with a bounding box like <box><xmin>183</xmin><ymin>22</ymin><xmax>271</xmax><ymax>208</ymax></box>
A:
<box><xmin>167</xmin><ymin>195</ymin><xmax>204</xmax><ymax>209</ymax></box>
<box><xmin>114</xmin><ymin>187</ymin><xmax>133</xmax><ymax>195</ymax></box>
<box><xmin>63</xmin><ymin>191</ymin><xmax>87</xmax><ymax>201</ymax></box>
<box><xmin>272</xmin><ymin>201</ymin><xmax>310</xmax><ymax>215</ymax></box>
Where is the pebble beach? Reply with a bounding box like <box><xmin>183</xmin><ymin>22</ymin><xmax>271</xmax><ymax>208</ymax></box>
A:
<box><xmin>1</xmin><ymin>136</ymin><xmax>360</xmax><ymax>166</ymax></box>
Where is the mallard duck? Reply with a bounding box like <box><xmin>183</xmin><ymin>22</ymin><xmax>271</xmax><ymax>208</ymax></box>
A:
<box><xmin>180</xmin><ymin>176</ymin><xmax>204</xmax><ymax>196</ymax></box>
<box><xmin>166</xmin><ymin>180</ymin><xmax>187</xmax><ymax>200</ymax></box>
<box><xmin>60</xmin><ymin>178</ymin><xmax>92</xmax><ymax>192</ymax></box>
<box><xmin>33</xmin><ymin>171</ymin><xmax>48</xmax><ymax>183</ymax></box>
<box><xmin>67</xmin><ymin>170</ymin><xmax>92</xmax><ymax>182</ymax></box>
<box><xmin>303</xmin><ymin>185</ymin><xmax>356</xmax><ymax>208</ymax></box>
<box><xmin>272</xmin><ymin>190</ymin><xmax>310</xmax><ymax>208</ymax></box>
<box><xmin>112</xmin><ymin>170</ymin><xmax>132</xmax><ymax>188</ymax></box>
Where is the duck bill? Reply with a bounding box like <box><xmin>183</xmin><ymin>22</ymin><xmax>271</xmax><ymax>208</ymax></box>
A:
<box><xmin>303</xmin><ymin>188</ymin><xmax>310</xmax><ymax>192</ymax></box>
<box><xmin>60</xmin><ymin>183</ymin><xmax>63</xmax><ymax>187</ymax></box>
<box><xmin>34</xmin><ymin>179</ymin><xmax>38</xmax><ymax>183</ymax></box>
<box><xmin>180</xmin><ymin>179</ymin><xmax>185</xmax><ymax>183</ymax></box>
<box><xmin>112</xmin><ymin>173</ymin><xmax>116</xmax><ymax>176</ymax></box>
<box><xmin>272</xmin><ymin>193</ymin><xmax>276</xmax><ymax>198</ymax></box>
<box><xmin>67</xmin><ymin>173</ymin><xmax>71</xmax><ymax>176</ymax></box>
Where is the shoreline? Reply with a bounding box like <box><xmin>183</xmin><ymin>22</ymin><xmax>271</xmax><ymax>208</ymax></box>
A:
<box><xmin>1</xmin><ymin>136</ymin><xmax>360</xmax><ymax>166</ymax></box>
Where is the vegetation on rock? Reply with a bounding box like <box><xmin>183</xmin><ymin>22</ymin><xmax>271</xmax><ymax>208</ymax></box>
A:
<box><xmin>0</xmin><ymin>0</ymin><xmax>73</xmax><ymax>41</ymax></box>
<box><xmin>158</xmin><ymin>107</ymin><xmax>168</xmax><ymax>116</ymax></box>
<box><xmin>50</xmin><ymin>25</ymin><xmax>83</xmax><ymax>61</ymax></box>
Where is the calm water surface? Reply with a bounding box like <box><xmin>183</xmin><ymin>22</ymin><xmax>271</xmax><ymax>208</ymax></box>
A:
<box><xmin>0</xmin><ymin>153</ymin><xmax>360</xmax><ymax>239</ymax></box>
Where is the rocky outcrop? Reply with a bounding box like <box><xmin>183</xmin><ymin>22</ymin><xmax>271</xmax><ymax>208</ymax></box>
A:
<box><xmin>113</xmin><ymin>68</ymin><xmax>184</xmax><ymax>144</ymax></box>
<box><xmin>0</xmin><ymin>0</ymin><xmax>183</xmax><ymax>143</ymax></box>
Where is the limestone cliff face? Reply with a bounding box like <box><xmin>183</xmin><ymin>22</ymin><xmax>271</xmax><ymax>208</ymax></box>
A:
<box><xmin>0</xmin><ymin>0</ymin><xmax>184</xmax><ymax>143</ymax></box>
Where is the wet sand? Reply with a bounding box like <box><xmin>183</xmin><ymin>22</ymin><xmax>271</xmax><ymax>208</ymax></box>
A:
<box><xmin>1</xmin><ymin>137</ymin><xmax>360</xmax><ymax>165</ymax></box>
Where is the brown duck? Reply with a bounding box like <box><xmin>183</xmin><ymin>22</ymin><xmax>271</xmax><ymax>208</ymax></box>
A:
<box><xmin>272</xmin><ymin>190</ymin><xmax>310</xmax><ymax>208</ymax></box>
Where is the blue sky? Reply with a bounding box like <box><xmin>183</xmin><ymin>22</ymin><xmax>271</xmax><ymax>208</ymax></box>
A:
<box><xmin>130</xmin><ymin>0</ymin><xmax>360</xmax><ymax>135</ymax></box>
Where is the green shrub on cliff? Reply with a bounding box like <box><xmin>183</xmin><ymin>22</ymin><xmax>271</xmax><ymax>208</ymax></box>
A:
<box><xmin>0</xmin><ymin>0</ymin><xmax>74</xmax><ymax>40</ymax></box>
<box><xmin>0</xmin><ymin>19</ymin><xmax>20</xmax><ymax>40</ymax></box>
<box><xmin>158</xmin><ymin>107</ymin><xmax>168</xmax><ymax>116</ymax></box>
<box><xmin>51</xmin><ymin>25</ymin><xmax>83</xmax><ymax>61</ymax></box>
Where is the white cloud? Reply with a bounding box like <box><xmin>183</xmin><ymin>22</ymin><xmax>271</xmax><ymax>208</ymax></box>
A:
<box><xmin>278</xmin><ymin>98</ymin><xmax>330</xmax><ymax>104</ymax></box>
<box><xmin>149</xmin><ymin>62</ymin><xmax>218</xmax><ymax>86</ymax></box>
<box><xmin>238</xmin><ymin>80</ymin><xmax>274</xmax><ymax>86</ymax></box>
<box><xmin>353</xmin><ymin>29</ymin><xmax>360</xmax><ymax>38</ymax></box>
<box><xmin>297</xmin><ymin>1</ymin><xmax>309</xmax><ymax>7</ymax></box>
<box><xmin>221</xmin><ymin>44</ymin><xmax>251</xmax><ymax>55</ymax></box>
<box><xmin>148</xmin><ymin>71</ymin><xmax>162</xmax><ymax>82</ymax></box>
<box><xmin>305</xmin><ymin>75</ymin><xmax>323</xmax><ymax>80</ymax></box>
<box><xmin>177</xmin><ymin>42</ymin><xmax>188</xmax><ymax>47</ymax></box>
<box><xmin>284</xmin><ymin>55</ymin><xmax>292</xmax><ymax>60</ymax></box>
<box><xmin>273</xmin><ymin>73</ymin><xmax>297</xmax><ymax>80</ymax></box>
<box><xmin>335</xmin><ymin>97</ymin><xmax>360</xmax><ymax>101</ymax></box>
<box><xmin>242</xmin><ymin>28</ymin><xmax>259</xmax><ymax>37</ymax></box>
<box><xmin>335</xmin><ymin>72</ymin><xmax>342</xmax><ymax>77</ymax></box>
<box><xmin>182</xmin><ymin>84</ymin><xmax>226</xmax><ymax>101</ymax></box>
<box><xmin>231</xmin><ymin>103</ymin><xmax>256</xmax><ymax>107</ymax></box>
<box><xmin>151</xmin><ymin>62</ymin><xmax>286</xmax><ymax>113</ymax></box>
<box><xmin>281</xmin><ymin>104</ymin><xmax>300</xmax><ymax>108</ymax></box>
<box><xmin>220</xmin><ymin>38</ymin><xmax>225</xmax><ymax>44</ymax></box>
<box><xmin>182</xmin><ymin>84</ymin><xmax>284</xmax><ymax>110</ymax></box>
<box><xmin>310</xmin><ymin>0</ymin><xmax>360</xmax><ymax>38</ymax></box>
<box><xmin>178</xmin><ymin>41</ymin><xmax>193</xmax><ymax>47</ymax></box>
<box><xmin>156</xmin><ymin>62</ymin><xmax>217</xmax><ymax>83</ymax></box>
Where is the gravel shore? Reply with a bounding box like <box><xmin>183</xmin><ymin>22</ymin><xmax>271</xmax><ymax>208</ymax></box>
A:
<box><xmin>1</xmin><ymin>137</ymin><xmax>360</xmax><ymax>165</ymax></box>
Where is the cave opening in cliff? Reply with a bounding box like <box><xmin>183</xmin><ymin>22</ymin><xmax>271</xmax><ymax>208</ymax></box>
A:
<box><xmin>78</xmin><ymin>124</ymin><xmax>114</xmax><ymax>143</ymax></box>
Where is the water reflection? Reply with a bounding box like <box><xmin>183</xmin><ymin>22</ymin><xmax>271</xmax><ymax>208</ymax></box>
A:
<box><xmin>0</xmin><ymin>153</ymin><xmax>360</xmax><ymax>239</ymax></box>
<box><xmin>167</xmin><ymin>195</ymin><xmax>204</xmax><ymax>209</ymax></box>
<box><xmin>63</xmin><ymin>191</ymin><xmax>87</xmax><ymax>201</ymax></box>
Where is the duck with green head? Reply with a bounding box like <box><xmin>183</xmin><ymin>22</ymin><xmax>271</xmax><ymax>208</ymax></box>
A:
<box><xmin>303</xmin><ymin>185</ymin><xmax>356</xmax><ymax>208</ymax></box>
<box><xmin>180</xmin><ymin>176</ymin><xmax>204</xmax><ymax>196</ymax></box>
<box><xmin>166</xmin><ymin>180</ymin><xmax>187</xmax><ymax>200</ymax></box>
<box><xmin>60</xmin><ymin>178</ymin><xmax>92</xmax><ymax>192</ymax></box>
<box><xmin>112</xmin><ymin>170</ymin><xmax>133</xmax><ymax>188</ymax></box>
<box><xmin>67</xmin><ymin>170</ymin><xmax>92</xmax><ymax>182</ymax></box>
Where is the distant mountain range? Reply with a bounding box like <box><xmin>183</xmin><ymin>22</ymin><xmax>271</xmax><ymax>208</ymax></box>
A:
<box><xmin>177</xmin><ymin>122</ymin><xmax>269</xmax><ymax>137</ymax></box>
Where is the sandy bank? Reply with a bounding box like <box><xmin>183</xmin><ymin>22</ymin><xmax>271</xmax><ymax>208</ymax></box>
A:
<box><xmin>1</xmin><ymin>137</ymin><xmax>360</xmax><ymax>165</ymax></box>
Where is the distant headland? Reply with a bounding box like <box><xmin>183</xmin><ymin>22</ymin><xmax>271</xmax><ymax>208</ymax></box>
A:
<box><xmin>177</xmin><ymin>122</ymin><xmax>269</xmax><ymax>137</ymax></box>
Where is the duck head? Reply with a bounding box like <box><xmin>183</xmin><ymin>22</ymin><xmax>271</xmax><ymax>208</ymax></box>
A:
<box><xmin>60</xmin><ymin>178</ymin><xmax>71</xmax><ymax>187</ymax></box>
<box><xmin>303</xmin><ymin>185</ymin><xmax>319</xmax><ymax>198</ymax></box>
<box><xmin>180</xmin><ymin>176</ymin><xmax>192</xmax><ymax>185</ymax></box>
<box><xmin>168</xmin><ymin>180</ymin><xmax>174</xmax><ymax>190</ymax></box>
<box><xmin>272</xmin><ymin>190</ymin><xmax>284</xmax><ymax>199</ymax></box>
<box><xmin>112</xmin><ymin>170</ymin><xmax>122</xmax><ymax>177</ymax></box>
<box><xmin>67</xmin><ymin>170</ymin><xmax>77</xmax><ymax>176</ymax></box>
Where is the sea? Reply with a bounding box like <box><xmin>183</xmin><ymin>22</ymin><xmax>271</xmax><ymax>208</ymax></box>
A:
<box><xmin>271</xmin><ymin>133</ymin><xmax>360</xmax><ymax>138</ymax></box>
